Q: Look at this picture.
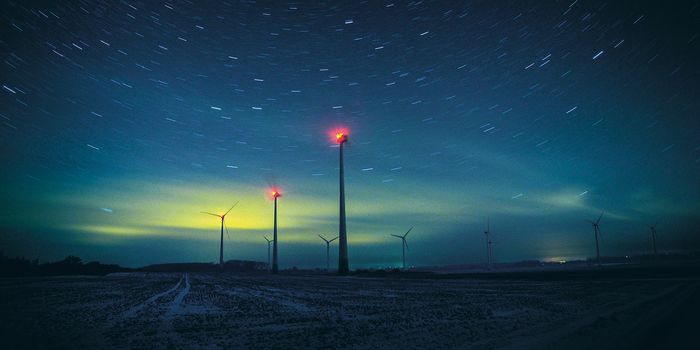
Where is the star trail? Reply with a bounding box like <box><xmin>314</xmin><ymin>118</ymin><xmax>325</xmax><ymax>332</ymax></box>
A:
<box><xmin>1</xmin><ymin>1</ymin><xmax>699</xmax><ymax>268</ymax></box>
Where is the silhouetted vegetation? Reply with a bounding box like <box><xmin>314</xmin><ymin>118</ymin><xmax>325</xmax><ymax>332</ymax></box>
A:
<box><xmin>0</xmin><ymin>252</ymin><xmax>131</xmax><ymax>277</ymax></box>
<box><xmin>141</xmin><ymin>259</ymin><xmax>267</xmax><ymax>273</ymax></box>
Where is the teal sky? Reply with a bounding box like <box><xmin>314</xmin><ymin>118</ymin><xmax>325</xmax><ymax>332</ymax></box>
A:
<box><xmin>1</xmin><ymin>1</ymin><xmax>699</xmax><ymax>268</ymax></box>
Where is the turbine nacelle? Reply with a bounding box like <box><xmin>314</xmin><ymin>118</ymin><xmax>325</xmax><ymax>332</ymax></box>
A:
<box><xmin>391</xmin><ymin>227</ymin><xmax>413</xmax><ymax>248</ymax></box>
<box><xmin>319</xmin><ymin>234</ymin><xmax>339</xmax><ymax>244</ymax></box>
<box><xmin>201</xmin><ymin>201</ymin><xmax>238</xmax><ymax>220</ymax></box>
<box><xmin>594</xmin><ymin>211</ymin><xmax>604</xmax><ymax>225</ymax></box>
<box><xmin>650</xmin><ymin>221</ymin><xmax>658</xmax><ymax>230</ymax></box>
<box><xmin>336</xmin><ymin>132</ymin><xmax>348</xmax><ymax>144</ymax></box>
<box><xmin>331</xmin><ymin>127</ymin><xmax>349</xmax><ymax>144</ymax></box>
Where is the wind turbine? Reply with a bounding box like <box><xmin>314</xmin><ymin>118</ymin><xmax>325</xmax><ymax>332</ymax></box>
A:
<box><xmin>588</xmin><ymin>211</ymin><xmax>604</xmax><ymax>266</ymax></box>
<box><xmin>318</xmin><ymin>234</ymin><xmax>339</xmax><ymax>271</ymax></box>
<box><xmin>483</xmin><ymin>218</ymin><xmax>495</xmax><ymax>269</ymax></box>
<box><xmin>649</xmin><ymin>223</ymin><xmax>658</xmax><ymax>258</ymax></box>
<box><xmin>271</xmin><ymin>190</ymin><xmax>281</xmax><ymax>274</ymax></box>
<box><xmin>391</xmin><ymin>227</ymin><xmax>413</xmax><ymax>269</ymax></box>
<box><xmin>201</xmin><ymin>201</ymin><xmax>239</xmax><ymax>270</ymax></box>
<box><xmin>335</xmin><ymin>129</ymin><xmax>350</xmax><ymax>275</ymax></box>
<box><xmin>264</xmin><ymin>236</ymin><xmax>273</xmax><ymax>272</ymax></box>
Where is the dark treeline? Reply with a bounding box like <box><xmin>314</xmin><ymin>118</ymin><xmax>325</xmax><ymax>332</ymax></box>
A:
<box><xmin>0</xmin><ymin>252</ymin><xmax>131</xmax><ymax>277</ymax></box>
<box><xmin>141</xmin><ymin>260</ymin><xmax>267</xmax><ymax>273</ymax></box>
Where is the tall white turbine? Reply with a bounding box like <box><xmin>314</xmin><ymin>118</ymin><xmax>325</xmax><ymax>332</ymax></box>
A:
<box><xmin>336</xmin><ymin>130</ymin><xmax>349</xmax><ymax>275</ymax></box>
<box><xmin>390</xmin><ymin>227</ymin><xmax>413</xmax><ymax>269</ymax></box>
<box><xmin>587</xmin><ymin>212</ymin><xmax>604</xmax><ymax>266</ymax></box>
<box><xmin>649</xmin><ymin>223</ymin><xmax>658</xmax><ymax>258</ymax></box>
<box><xmin>484</xmin><ymin>218</ymin><xmax>492</xmax><ymax>269</ymax></box>
<box><xmin>271</xmin><ymin>190</ymin><xmax>281</xmax><ymax>274</ymax></box>
<box><xmin>318</xmin><ymin>234</ymin><xmax>339</xmax><ymax>271</ymax></box>
<box><xmin>201</xmin><ymin>201</ymin><xmax>239</xmax><ymax>270</ymax></box>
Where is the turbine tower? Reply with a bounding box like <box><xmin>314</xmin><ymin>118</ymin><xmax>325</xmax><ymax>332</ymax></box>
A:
<box><xmin>390</xmin><ymin>227</ymin><xmax>413</xmax><ymax>269</ymax></box>
<box><xmin>201</xmin><ymin>201</ymin><xmax>239</xmax><ymax>270</ymax></box>
<box><xmin>318</xmin><ymin>234</ymin><xmax>339</xmax><ymax>271</ymax></box>
<box><xmin>484</xmin><ymin>218</ymin><xmax>492</xmax><ymax>269</ymax></box>
<box><xmin>649</xmin><ymin>223</ymin><xmax>658</xmax><ymax>258</ymax></box>
<box><xmin>271</xmin><ymin>190</ymin><xmax>281</xmax><ymax>274</ymax></box>
<box><xmin>336</xmin><ymin>130</ymin><xmax>350</xmax><ymax>275</ymax></box>
<box><xmin>588</xmin><ymin>212</ymin><xmax>604</xmax><ymax>266</ymax></box>
<box><xmin>264</xmin><ymin>236</ymin><xmax>273</xmax><ymax>272</ymax></box>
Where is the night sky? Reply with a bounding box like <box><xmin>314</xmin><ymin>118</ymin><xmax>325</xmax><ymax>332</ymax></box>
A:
<box><xmin>1</xmin><ymin>1</ymin><xmax>699</xmax><ymax>269</ymax></box>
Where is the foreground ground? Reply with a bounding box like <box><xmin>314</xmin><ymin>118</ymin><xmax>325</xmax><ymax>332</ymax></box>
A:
<box><xmin>1</xmin><ymin>270</ymin><xmax>698</xmax><ymax>349</ymax></box>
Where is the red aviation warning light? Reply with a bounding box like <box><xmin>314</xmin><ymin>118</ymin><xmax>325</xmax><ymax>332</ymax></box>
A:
<box><xmin>336</xmin><ymin>132</ymin><xmax>347</xmax><ymax>143</ymax></box>
<box><xmin>333</xmin><ymin>127</ymin><xmax>349</xmax><ymax>144</ymax></box>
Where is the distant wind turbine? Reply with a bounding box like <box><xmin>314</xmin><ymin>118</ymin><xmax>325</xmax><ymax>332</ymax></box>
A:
<box><xmin>271</xmin><ymin>190</ymin><xmax>281</xmax><ymax>274</ymax></box>
<box><xmin>587</xmin><ymin>211</ymin><xmax>604</xmax><ymax>266</ymax></box>
<box><xmin>484</xmin><ymin>218</ymin><xmax>493</xmax><ymax>269</ymax></box>
<box><xmin>318</xmin><ymin>234</ymin><xmax>339</xmax><ymax>271</ymax></box>
<box><xmin>649</xmin><ymin>223</ymin><xmax>658</xmax><ymax>258</ymax></box>
<box><xmin>335</xmin><ymin>129</ymin><xmax>350</xmax><ymax>275</ymax></box>
<box><xmin>264</xmin><ymin>236</ymin><xmax>273</xmax><ymax>272</ymax></box>
<box><xmin>201</xmin><ymin>201</ymin><xmax>239</xmax><ymax>270</ymax></box>
<box><xmin>391</xmin><ymin>227</ymin><xmax>413</xmax><ymax>269</ymax></box>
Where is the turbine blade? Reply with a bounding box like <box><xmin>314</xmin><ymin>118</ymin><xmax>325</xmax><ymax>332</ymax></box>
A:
<box><xmin>264</xmin><ymin>236</ymin><xmax>270</xmax><ymax>243</ymax></box>
<box><xmin>224</xmin><ymin>220</ymin><xmax>231</xmax><ymax>239</ymax></box>
<box><xmin>404</xmin><ymin>239</ymin><xmax>409</xmax><ymax>251</ymax></box>
<box><xmin>329</xmin><ymin>236</ymin><xmax>339</xmax><ymax>242</ymax></box>
<box><xmin>596</xmin><ymin>211</ymin><xmax>604</xmax><ymax>224</ymax></box>
<box><xmin>223</xmin><ymin>201</ymin><xmax>240</xmax><ymax>217</ymax></box>
<box><xmin>403</xmin><ymin>226</ymin><xmax>414</xmax><ymax>238</ymax></box>
<box><xmin>201</xmin><ymin>211</ymin><xmax>221</xmax><ymax>217</ymax></box>
<box><xmin>318</xmin><ymin>234</ymin><xmax>328</xmax><ymax>243</ymax></box>
<box><xmin>391</xmin><ymin>234</ymin><xmax>402</xmax><ymax>239</ymax></box>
